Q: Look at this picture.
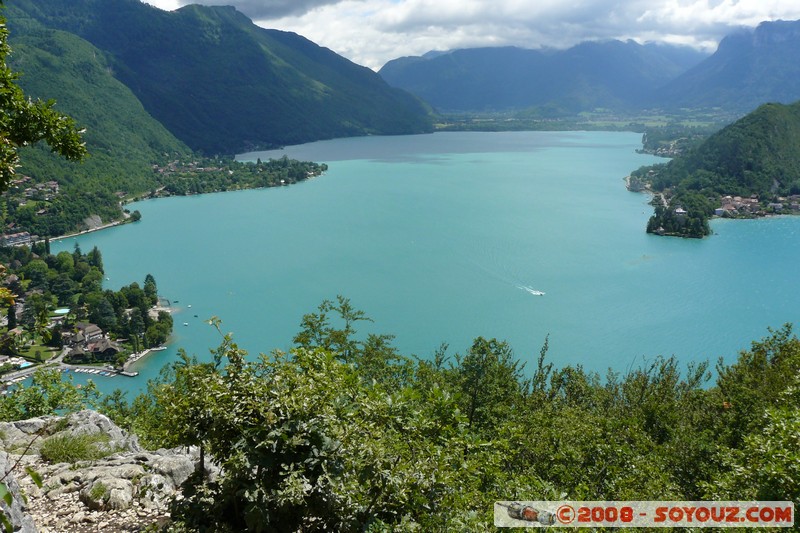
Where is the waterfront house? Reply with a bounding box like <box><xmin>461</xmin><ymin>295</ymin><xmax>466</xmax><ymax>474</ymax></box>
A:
<box><xmin>75</xmin><ymin>323</ymin><xmax>103</xmax><ymax>342</ymax></box>
<box><xmin>86</xmin><ymin>338</ymin><xmax>121</xmax><ymax>360</ymax></box>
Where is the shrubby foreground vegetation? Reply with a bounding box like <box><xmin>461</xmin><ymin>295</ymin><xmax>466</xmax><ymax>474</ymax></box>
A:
<box><xmin>2</xmin><ymin>297</ymin><xmax>798</xmax><ymax>531</ymax></box>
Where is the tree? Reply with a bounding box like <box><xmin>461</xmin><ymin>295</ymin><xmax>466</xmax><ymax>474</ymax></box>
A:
<box><xmin>449</xmin><ymin>336</ymin><xmax>529</xmax><ymax>434</ymax></box>
<box><xmin>143</xmin><ymin>274</ymin><xmax>157</xmax><ymax>305</ymax></box>
<box><xmin>54</xmin><ymin>251</ymin><xmax>75</xmax><ymax>274</ymax></box>
<box><xmin>0</xmin><ymin>1</ymin><xmax>87</xmax><ymax>192</ymax></box>
<box><xmin>114</xmin><ymin>314</ymin><xmax>504</xmax><ymax>531</ymax></box>
<box><xmin>706</xmin><ymin>376</ymin><xmax>800</xmax><ymax>506</ymax></box>
<box><xmin>20</xmin><ymin>259</ymin><xmax>49</xmax><ymax>291</ymax></box>
<box><xmin>145</xmin><ymin>312</ymin><xmax>172</xmax><ymax>348</ymax></box>
<box><xmin>293</xmin><ymin>295</ymin><xmax>372</xmax><ymax>362</ymax></box>
<box><xmin>127</xmin><ymin>307</ymin><xmax>145</xmax><ymax>354</ymax></box>
<box><xmin>86</xmin><ymin>247</ymin><xmax>103</xmax><ymax>272</ymax></box>
<box><xmin>714</xmin><ymin>324</ymin><xmax>800</xmax><ymax>448</ymax></box>
<box><xmin>6</xmin><ymin>301</ymin><xmax>15</xmax><ymax>330</ymax></box>
<box><xmin>50</xmin><ymin>273</ymin><xmax>76</xmax><ymax>305</ymax></box>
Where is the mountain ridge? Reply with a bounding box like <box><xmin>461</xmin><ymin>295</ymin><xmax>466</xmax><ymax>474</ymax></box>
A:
<box><xmin>7</xmin><ymin>0</ymin><xmax>434</xmax><ymax>155</ymax></box>
<box><xmin>379</xmin><ymin>40</ymin><xmax>708</xmax><ymax>113</ymax></box>
<box><xmin>380</xmin><ymin>20</ymin><xmax>800</xmax><ymax>115</ymax></box>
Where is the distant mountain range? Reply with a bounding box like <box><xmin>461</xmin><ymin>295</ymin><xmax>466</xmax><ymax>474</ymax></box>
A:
<box><xmin>7</xmin><ymin>0</ymin><xmax>434</xmax><ymax>155</ymax></box>
<box><xmin>379</xmin><ymin>20</ymin><xmax>800</xmax><ymax>115</ymax></box>
<box><xmin>380</xmin><ymin>41</ymin><xmax>707</xmax><ymax>113</ymax></box>
<box><xmin>6</xmin><ymin>0</ymin><xmax>800</xmax><ymax>158</ymax></box>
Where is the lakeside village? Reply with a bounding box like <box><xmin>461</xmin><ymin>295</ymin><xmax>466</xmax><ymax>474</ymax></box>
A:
<box><xmin>626</xmin><ymin>173</ymin><xmax>800</xmax><ymax>228</ymax></box>
<box><xmin>0</xmin><ymin>241</ymin><xmax>174</xmax><ymax>390</ymax></box>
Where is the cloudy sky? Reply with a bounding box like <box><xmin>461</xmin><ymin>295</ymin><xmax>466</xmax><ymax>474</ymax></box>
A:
<box><xmin>145</xmin><ymin>0</ymin><xmax>800</xmax><ymax>70</ymax></box>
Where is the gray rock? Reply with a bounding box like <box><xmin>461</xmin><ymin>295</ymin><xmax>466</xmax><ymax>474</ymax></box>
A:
<box><xmin>151</xmin><ymin>450</ymin><xmax>196</xmax><ymax>487</ymax></box>
<box><xmin>0</xmin><ymin>410</ymin><xmax>141</xmax><ymax>455</ymax></box>
<box><xmin>0</xmin><ymin>415</ymin><xmax>57</xmax><ymax>453</ymax></box>
<box><xmin>2</xmin><ymin>409</ymin><xmax>206</xmax><ymax>529</ymax></box>
<box><xmin>80</xmin><ymin>478</ymin><xmax>135</xmax><ymax>510</ymax></box>
<box><xmin>66</xmin><ymin>410</ymin><xmax>142</xmax><ymax>453</ymax></box>
<box><xmin>40</xmin><ymin>444</ymin><xmax>208</xmax><ymax>512</ymax></box>
<box><xmin>6</xmin><ymin>416</ymin><xmax>50</xmax><ymax>436</ymax></box>
<box><xmin>0</xmin><ymin>452</ymin><xmax>37</xmax><ymax>533</ymax></box>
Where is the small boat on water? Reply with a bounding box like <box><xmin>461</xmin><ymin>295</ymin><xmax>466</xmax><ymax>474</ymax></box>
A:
<box><xmin>518</xmin><ymin>285</ymin><xmax>545</xmax><ymax>296</ymax></box>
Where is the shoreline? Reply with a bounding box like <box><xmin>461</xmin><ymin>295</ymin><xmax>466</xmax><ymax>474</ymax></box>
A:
<box><xmin>49</xmin><ymin>216</ymin><xmax>131</xmax><ymax>243</ymax></box>
<box><xmin>46</xmin><ymin>170</ymin><xmax>325</xmax><ymax>243</ymax></box>
<box><xmin>124</xmin><ymin>346</ymin><xmax>168</xmax><ymax>370</ymax></box>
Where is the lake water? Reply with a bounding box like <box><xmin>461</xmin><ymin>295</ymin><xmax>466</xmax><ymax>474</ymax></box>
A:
<box><xmin>53</xmin><ymin>131</ymin><xmax>800</xmax><ymax>396</ymax></box>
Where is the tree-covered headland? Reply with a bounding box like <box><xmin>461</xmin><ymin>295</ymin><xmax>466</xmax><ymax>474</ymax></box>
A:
<box><xmin>631</xmin><ymin>101</ymin><xmax>800</xmax><ymax>237</ymax></box>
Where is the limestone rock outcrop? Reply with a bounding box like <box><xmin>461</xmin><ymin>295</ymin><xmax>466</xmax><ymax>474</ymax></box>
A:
<box><xmin>0</xmin><ymin>410</ymin><xmax>211</xmax><ymax>532</ymax></box>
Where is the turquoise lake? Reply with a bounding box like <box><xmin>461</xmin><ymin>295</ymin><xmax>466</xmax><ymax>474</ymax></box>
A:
<box><xmin>53</xmin><ymin>131</ymin><xmax>800</xmax><ymax>395</ymax></box>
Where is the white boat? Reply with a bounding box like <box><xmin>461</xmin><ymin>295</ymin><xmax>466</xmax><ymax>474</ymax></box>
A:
<box><xmin>518</xmin><ymin>285</ymin><xmax>545</xmax><ymax>296</ymax></box>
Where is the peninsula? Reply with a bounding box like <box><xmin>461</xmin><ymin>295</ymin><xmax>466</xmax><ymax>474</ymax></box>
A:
<box><xmin>628</xmin><ymin>101</ymin><xmax>800</xmax><ymax>238</ymax></box>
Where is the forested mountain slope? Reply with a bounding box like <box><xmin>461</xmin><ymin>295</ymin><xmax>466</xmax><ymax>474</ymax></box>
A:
<box><xmin>647</xmin><ymin>101</ymin><xmax>800</xmax><ymax>198</ymax></box>
<box><xmin>8</xmin><ymin>0</ymin><xmax>434</xmax><ymax>154</ymax></box>
<box><xmin>3</xmin><ymin>11</ymin><xmax>191</xmax><ymax>235</ymax></box>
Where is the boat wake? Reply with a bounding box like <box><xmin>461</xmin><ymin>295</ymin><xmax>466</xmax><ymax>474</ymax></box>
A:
<box><xmin>518</xmin><ymin>285</ymin><xmax>545</xmax><ymax>296</ymax></box>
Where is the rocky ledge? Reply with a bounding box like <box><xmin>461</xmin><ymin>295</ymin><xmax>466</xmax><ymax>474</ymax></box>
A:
<box><xmin>0</xmin><ymin>410</ymin><xmax>210</xmax><ymax>532</ymax></box>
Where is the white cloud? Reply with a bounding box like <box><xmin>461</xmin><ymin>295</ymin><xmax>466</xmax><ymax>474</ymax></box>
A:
<box><xmin>145</xmin><ymin>0</ymin><xmax>800</xmax><ymax>69</ymax></box>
